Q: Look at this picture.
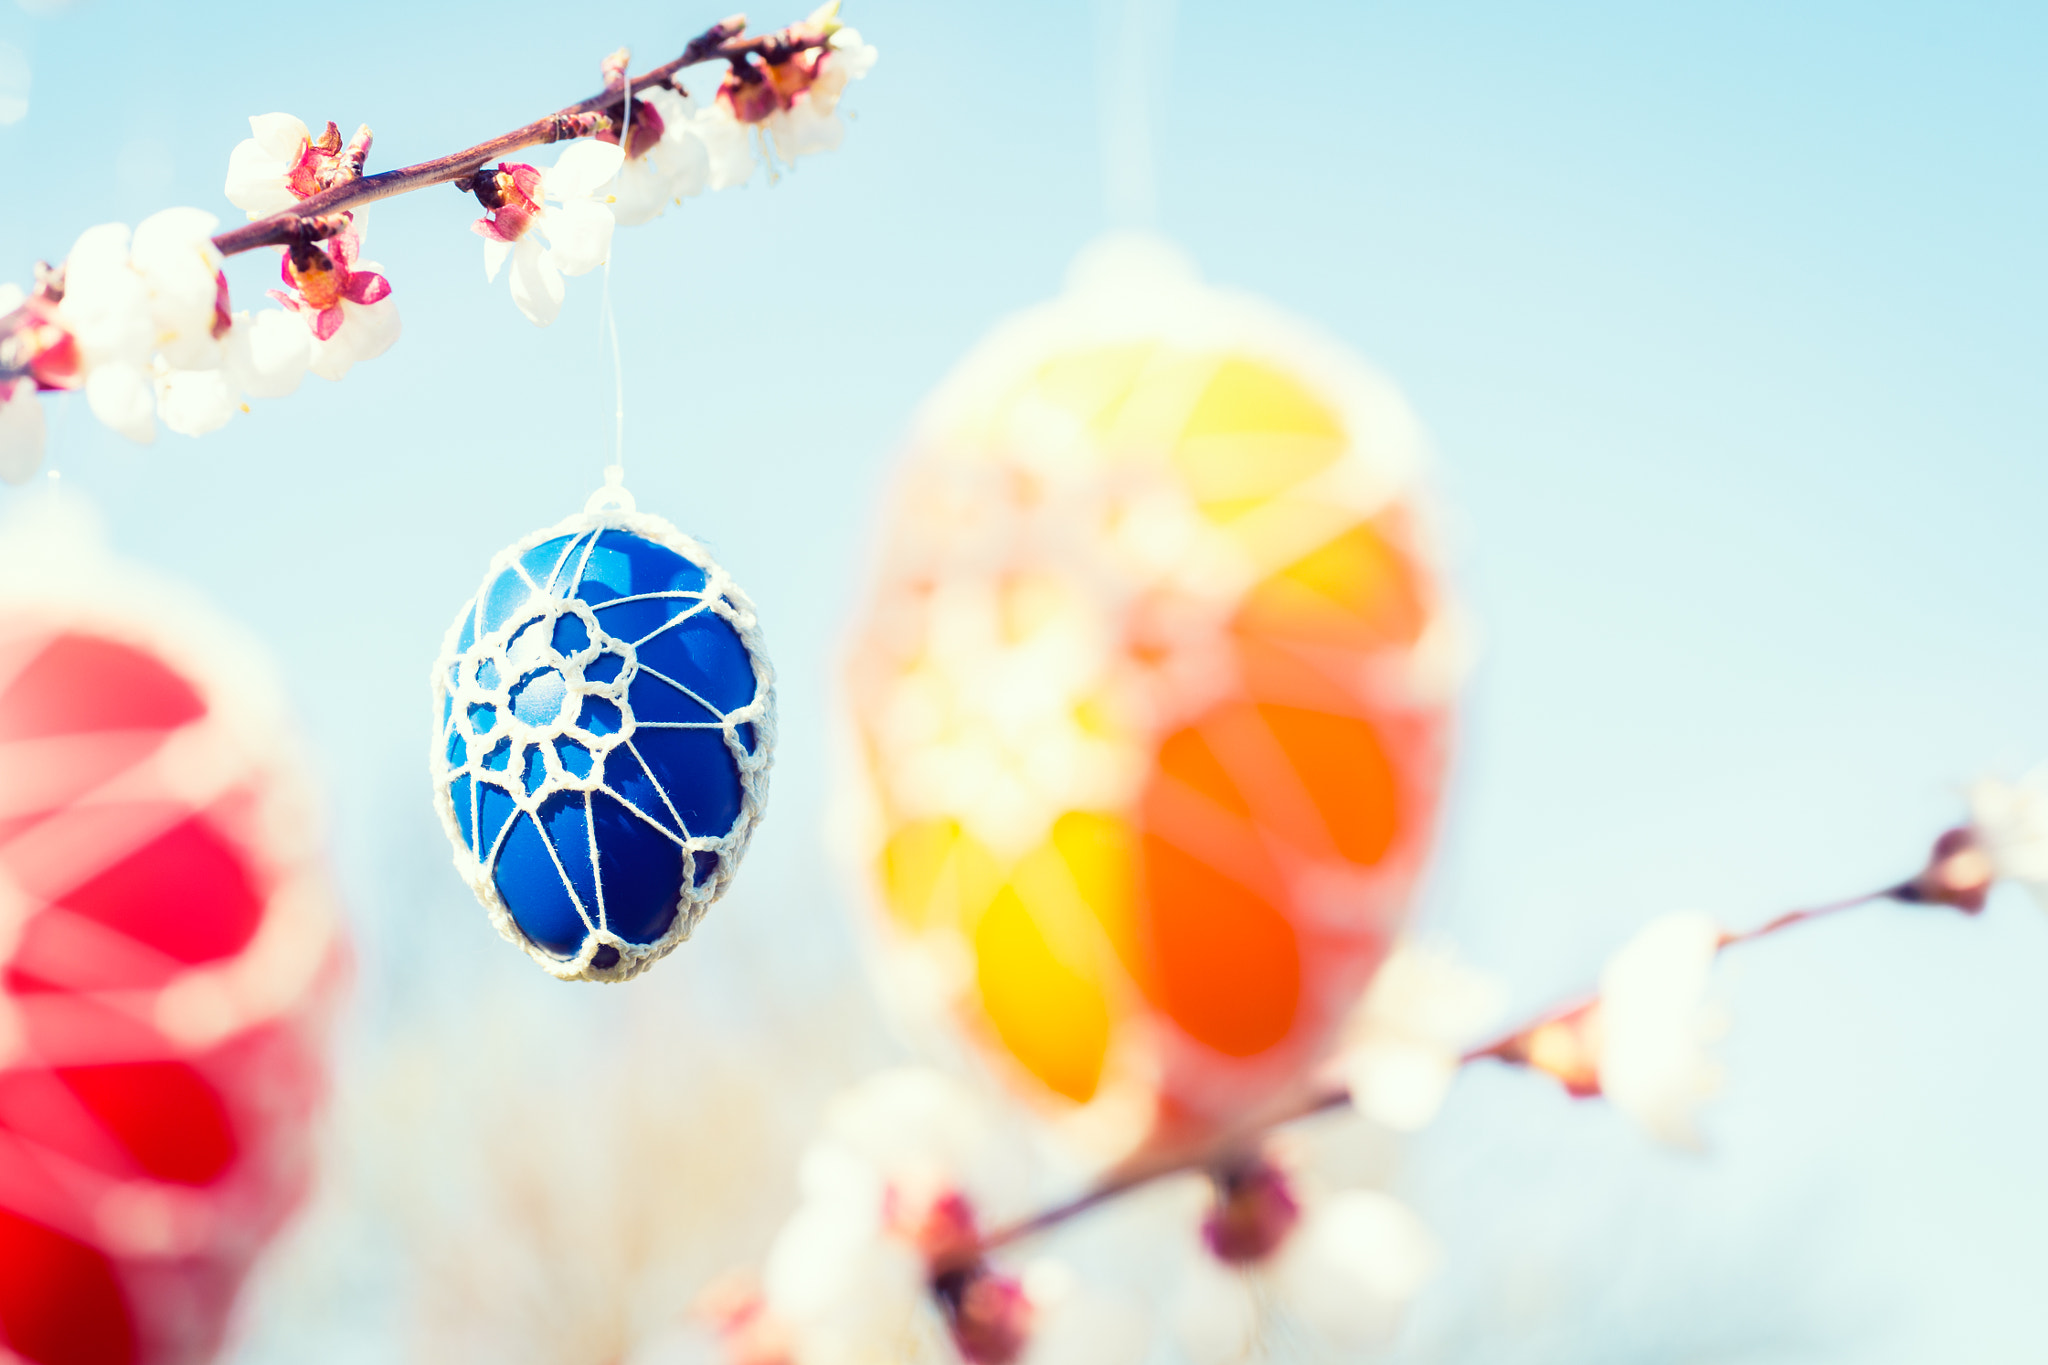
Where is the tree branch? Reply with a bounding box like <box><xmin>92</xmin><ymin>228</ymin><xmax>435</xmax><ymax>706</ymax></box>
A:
<box><xmin>210</xmin><ymin>15</ymin><xmax>829</xmax><ymax>257</ymax></box>
<box><xmin>970</xmin><ymin>867</ymin><xmax>1960</xmax><ymax>1261</ymax></box>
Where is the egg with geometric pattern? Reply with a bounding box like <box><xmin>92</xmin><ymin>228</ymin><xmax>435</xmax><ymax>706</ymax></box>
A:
<box><xmin>430</xmin><ymin>482</ymin><xmax>774</xmax><ymax>983</ymax></box>
<box><xmin>842</xmin><ymin>238</ymin><xmax>1460</xmax><ymax>1159</ymax></box>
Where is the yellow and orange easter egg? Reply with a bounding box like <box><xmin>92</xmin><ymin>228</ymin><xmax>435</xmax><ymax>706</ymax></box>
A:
<box><xmin>843</xmin><ymin>239</ymin><xmax>1459</xmax><ymax>1158</ymax></box>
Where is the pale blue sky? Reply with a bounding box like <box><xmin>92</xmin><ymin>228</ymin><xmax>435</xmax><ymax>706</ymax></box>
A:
<box><xmin>2</xmin><ymin>1</ymin><xmax>2046</xmax><ymax>1360</ymax></box>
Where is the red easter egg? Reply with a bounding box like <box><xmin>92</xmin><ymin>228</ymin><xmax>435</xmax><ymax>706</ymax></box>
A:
<box><xmin>0</xmin><ymin>506</ymin><xmax>342</xmax><ymax>1365</ymax></box>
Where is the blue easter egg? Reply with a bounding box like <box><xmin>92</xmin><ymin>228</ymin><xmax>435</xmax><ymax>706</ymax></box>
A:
<box><xmin>430</xmin><ymin>495</ymin><xmax>773</xmax><ymax>981</ymax></box>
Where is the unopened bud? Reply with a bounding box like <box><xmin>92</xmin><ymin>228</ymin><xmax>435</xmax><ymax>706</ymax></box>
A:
<box><xmin>1495</xmin><ymin>1000</ymin><xmax>1604</xmax><ymax>1098</ymax></box>
<box><xmin>884</xmin><ymin>1181</ymin><xmax>980</xmax><ymax>1268</ymax></box>
<box><xmin>1897</xmin><ymin>826</ymin><xmax>1993</xmax><ymax>913</ymax></box>
<box><xmin>598</xmin><ymin>94</ymin><xmax>668</xmax><ymax>161</ymax></box>
<box><xmin>720</xmin><ymin>63</ymin><xmax>784</xmax><ymax>124</ymax></box>
<box><xmin>1202</xmin><ymin>1151</ymin><xmax>1301</xmax><ymax>1265</ymax></box>
<box><xmin>935</xmin><ymin>1264</ymin><xmax>1032</xmax><ymax>1365</ymax></box>
<box><xmin>601</xmin><ymin>46</ymin><xmax>632</xmax><ymax>91</ymax></box>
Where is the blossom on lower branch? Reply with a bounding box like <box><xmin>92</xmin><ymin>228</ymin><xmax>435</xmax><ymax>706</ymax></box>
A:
<box><xmin>1497</xmin><ymin>911</ymin><xmax>1727</xmax><ymax>1149</ymax></box>
<box><xmin>1336</xmin><ymin>938</ymin><xmax>1505</xmax><ymax>1133</ymax></box>
<box><xmin>472</xmin><ymin>141</ymin><xmax>625</xmax><ymax>326</ymax></box>
<box><xmin>1170</xmin><ymin>1148</ymin><xmax>1439</xmax><ymax>1363</ymax></box>
<box><xmin>1967</xmin><ymin>771</ymin><xmax>2048</xmax><ymax>908</ymax></box>
<box><xmin>708</xmin><ymin>1067</ymin><xmax>1126</xmax><ymax>1365</ymax></box>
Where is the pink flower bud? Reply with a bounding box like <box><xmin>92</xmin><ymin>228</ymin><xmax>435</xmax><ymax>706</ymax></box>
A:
<box><xmin>1493</xmin><ymin>1001</ymin><xmax>1604</xmax><ymax>1098</ymax></box>
<box><xmin>601</xmin><ymin>46</ymin><xmax>631</xmax><ymax>92</ymax></box>
<box><xmin>1</xmin><ymin>285</ymin><xmax>81</xmax><ymax>391</ymax></box>
<box><xmin>719</xmin><ymin>65</ymin><xmax>785</xmax><ymax>124</ymax></box>
<box><xmin>285</xmin><ymin>121</ymin><xmax>349</xmax><ymax>200</ymax></box>
<box><xmin>884</xmin><ymin>1181</ymin><xmax>981</xmax><ymax>1268</ymax></box>
<box><xmin>1202</xmin><ymin>1151</ymin><xmax>1303</xmax><ymax>1264</ymax></box>
<box><xmin>1898</xmin><ymin>826</ymin><xmax>1994</xmax><ymax>913</ymax></box>
<box><xmin>469</xmin><ymin>163</ymin><xmax>545</xmax><ymax>244</ymax></box>
<box><xmin>597</xmin><ymin>94</ymin><xmax>668</xmax><ymax>162</ymax></box>
<box><xmin>935</xmin><ymin>1265</ymin><xmax>1033</xmax><ymax>1365</ymax></box>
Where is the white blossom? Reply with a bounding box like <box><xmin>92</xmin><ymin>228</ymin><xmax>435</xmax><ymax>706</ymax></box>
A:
<box><xmin>1338</xmin><ymin>938</ymin><xmax>1504</xmax><ymax>1132</ymax></box>
<box><xmin>55</xmin><ymin>208</ymin><xmax>227</xmax><ymax>444</ymax></box>
<box><xmin>610</xmin><ymin>87</ymin><xmax>713</xmax><ymax>226</ymax></box>
<box><xmin>226</xmin><ymin>307</ymin><xmax>313</xmax><ymax>398</ymax></box>
<box><xmin>1166</xmin><ymin>1173</ymin><xmax>1438</xmax><ymax>1363</ymax></box>
<box><xmin>479</xmin><ymin>141</ymin><xmax>624</xmax><ymax>328</ymax></box>
<box><xmin>151</xmin><ymin>308</ymin><xmax>312</xmax><ymax>437</ymax></box>
<box><xmin>1595</xmin><ymin>911</ymin><xmax>1726</xmax><ymax>1149</ymax></box>
<box><xmin>1969</xmin><ymin>770</ymin><xmax>2048</xmax><ymax>907</ymax></box>
<box><xmin>1274</xmin><ymin>1189</ymin><xmax>1440</xmax><ymax>1349</ymax></box>
<box><xmin>760</xmin><ymin>1067</ymin><xmax>1025</xmax><ymax>1365</ymax></box>
<box><xmin>0</xmin><ymin>378</ymin><xmax>44</xmax><ymax>485</ymax></box>
<box><xmin>224</xmin><ymin>113</ymin><xmax>325</xmax><ymax>219</ymax></box>
<box><xmin>766</xmin><ymin>24</ymin><xmax>878</xmax><ymax>164</ymax></box>
<box><xmin>689</xmin><ymin>101</ymin><xmax>760</xmax><ymax>190</ymax></box>
<box><xmin>0</xmin><ymin>283</ymin><xmax>45</xmax><ymax>484</ymax></box>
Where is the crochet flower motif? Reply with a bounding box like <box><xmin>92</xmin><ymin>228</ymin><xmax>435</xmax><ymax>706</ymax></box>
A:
<box><xmin>431</xmin><ymin>487</ymin><xmax>774</xmax><ymax>982</ymax></box>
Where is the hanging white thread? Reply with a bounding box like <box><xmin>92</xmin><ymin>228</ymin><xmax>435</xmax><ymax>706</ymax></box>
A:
<box><xmin>1097</xmin><ymin>0</ymin><xmax>1179</xmax><ymax>231</ymax></box>
<box><xmin>600</xmin><ymin>76</ymin><xmax>632</xmax><ymax>487</ymax></box>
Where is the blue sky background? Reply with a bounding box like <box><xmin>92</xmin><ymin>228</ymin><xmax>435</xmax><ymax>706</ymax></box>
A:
<box><xmin>3</xmin><ymin>0</ymin><xmax>2047</xmax><ymax>1360</ymax></box>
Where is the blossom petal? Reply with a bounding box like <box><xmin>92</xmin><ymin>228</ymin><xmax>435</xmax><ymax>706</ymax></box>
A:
<box><xmin>1276</xmin><ymin>1190</ymin><xmax>1437</xmax><ymax>1349</ymax></box>
<box><xmin>1596</xmin><ymin>911</ymin><xmax>1724</xmax><ymax>1149</ymax></box>
<box><xmin>312</xmin><ymin>305</ymin><xmax>344</xmax><ymax>342</ymax></box>
<box><xmin>341</xmin><ymin>270</ymin><xmax>390</xmax><ymax>306</ymax></box>
<box><xmin>84</xmin><ymin>362</ymin><xmax>156</xmax><ymax>444</ymax></box>
<box><xmin>342</xmin><ymin>297</ymin><xmax>400</xmax><ymax>364</ymax></box>
<box><xmin>58</xmin><ymin>223</ymin><xmax>152</xmax><ymax>364</ymax></box>
<box><xmin>692</xmin><ymin>106</ymin><xmax>758</xmax><ymax>190</ymax></box>
<box><xmin>224</xmin><ymin>309</ymin><xmax>309</xmax><ymax>400</ymax></box>
<box><xmin>831</xmin><ymin>28</ymin><xmax>879</xmax><ymax>80</ymax></box>
<box><xmin>481</xmin><ymin>235</ymin><xmax>513</xmax><ymax>282</ymax></box>
<box><xmin>0</xmin><ymin>383</ymin><xmax>46</xmax><ymax>485</ymax></box>
<box><xmin>153</xmin><ymin>365</ymin><xmax>236</xmax><ymax>437</ymax></box>
<box><xmin>609</xmin><ymin>159</ymin><xmax>675</xmax><ymax>228</ymax></box>
<box><xmin>249</xmin><ymin>113</ymin><xmax>311</xmax><ymax>163</ymax></box>
<box><xmin>667</xmin><ymin>130</ymin><xmax>712</xmax><ymax>198</ymax></box>
<box><xmin>507</xmin><ymin>238</ymin><xmax>564</xmax><ymax>327</ymax></box>
<box><xmin>769</xmin><ymin>103</ymin><xmax>844</xmax><ymax>162</ymax></box>
<box><xmin>224</xmin><ymin>114</ymin><xmax>311</xmax><ymax>217</ymax></box>
<box><xmin>542</xmin><ymin>140</ymin><xmax>626</xmax><ymax>201</ymax></box>
<box><xmin>306</xmin><ymin>295</ymin><xmax>393</xmax><ymax>382</ymax></box>
<box><xmin>133</xmin><ymin>207</ymin><xmax>227</xmax><ymax>369</ymax></box>
<box><xmin>540</xmin><ymin>198</ymin><xmax>615</xmax><ymax>277</ymax></box>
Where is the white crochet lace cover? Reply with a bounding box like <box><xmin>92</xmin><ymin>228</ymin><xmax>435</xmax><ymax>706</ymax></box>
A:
<box><xmin>428</xmin><ymin>482</ymin><xmax>775</xmax><ymax>983</ymax></box>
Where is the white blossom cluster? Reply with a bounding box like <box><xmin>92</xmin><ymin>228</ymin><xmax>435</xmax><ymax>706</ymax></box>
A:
<box><xmin>0</xmin><ymin>7</ymin><xmax>878</xmax><ymax>479</ymax></box>
<box><xmin>0</xmin><ymin>206</ymin><xmax>360</xmax><ymax>482</ymax></box>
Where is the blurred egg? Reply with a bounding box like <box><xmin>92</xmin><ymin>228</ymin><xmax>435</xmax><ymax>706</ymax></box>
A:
<box><xmin>0</xmin><ymin>497</ymin><xmax>342</xmax><ymax>1365</ymax></box>
<box><xmin>843</xmin><ymin>238</ymin><xmax>1460</xmax><ymax>1157</ymax></box>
